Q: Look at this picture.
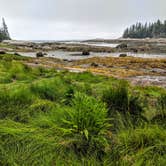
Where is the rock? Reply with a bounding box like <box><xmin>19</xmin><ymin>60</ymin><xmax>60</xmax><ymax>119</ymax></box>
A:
<box><xmin>63</xmin><ymin>59</ymin><xmax>73</xmax><ymax>62</ymax></box>
<box><xmin>82</xmin><ymin>50</ymin><xmax>90</xmax><ymax>55</ymax></box>
<box><xmin>91</xmin><ymin>62</ymin><xmax>99</xmax><ymax>67</ymax></box>
<box><xmin>36</xmin><ymin>52</ymin><xmax>44</xmax><ymax>57</ymax></box>
<box><xmin>0</xmin><ymin>50</ymin><xmax>6</xmax><ymax>54</ymax></box>
<box><xmin>43</xmin><ymin>46</ymin><xmax>51</xmax><ymax>50</ymax></box>
<box><xmin>131</xmin><ymin>48</ymin><xmax>138</xmax><ymax>53</ymax></box>
<box><xmin>43</xmin><ymin>52</ymin><xmax>47</xmax><ymax>56</ymax></box>
<box><xmin>119</xmin><ymin>54</ymin><xmax>127</xmax><ymax>57</ymax></box>
<box><xmin>116</xmin><ymin>43</ymin><xmax>128</xmax><ymax>49</ymax></box>
<box><xmin>14</xmin><ymin>52</ymin><xmax>21</xmax><ymax>56</ymax></box>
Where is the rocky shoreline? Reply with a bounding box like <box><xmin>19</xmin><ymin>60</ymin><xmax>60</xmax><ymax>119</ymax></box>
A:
<box><xmin>23</xmin><ymin>56</ymin><xmax>166</xmax><ymax>88</ymax></box>
<box><xmin>0</xmin><ymin>38</ymin><xmax>166</xmax><ymax>88</ymax></box>
<box><xmin>1</xmin><ymin>38</ymin><xmax>166</xmax><ymax>54</ymax></box>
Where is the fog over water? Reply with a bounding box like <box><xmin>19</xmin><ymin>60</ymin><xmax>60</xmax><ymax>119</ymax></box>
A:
<box><xmin>0</xmin><ymin>0</ymin><xmax>166</xmax><ymax>40</ymax></box>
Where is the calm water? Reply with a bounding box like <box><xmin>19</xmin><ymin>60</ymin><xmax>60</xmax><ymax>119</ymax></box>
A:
<box><xmin>20</xmin><ymin>50</ymin><xmax>166</xmax><ymax>60</ymax></box>
<box><xmin>30</xmin><ymin>40</ymin><xmax>119</xmax><ymax>48</ymax></box>
<box><xmin>61</xmin><ymin>41</ymin><xmax>119</xmax><ymax>48</ymax></box>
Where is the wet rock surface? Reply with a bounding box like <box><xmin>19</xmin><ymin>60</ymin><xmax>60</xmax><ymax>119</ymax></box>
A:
<box><xmin>127</xmin><ymin>76</ymin><xmax>166</xmax><ymax>88</ymax></box>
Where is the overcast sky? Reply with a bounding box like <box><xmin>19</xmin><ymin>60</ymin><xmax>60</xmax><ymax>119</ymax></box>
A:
<box><xmin>0</xmin><ymin>0</ymin><xmax>166</xmax><ymax>40</ymax></box>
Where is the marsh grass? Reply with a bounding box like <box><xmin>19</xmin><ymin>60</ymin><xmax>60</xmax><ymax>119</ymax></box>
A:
<box><xmin>0</xmin><ymin>54</ymin><xmax>165</xmax><ymax>165</ymax></box>
<box><xmin>58</xmin><ymin>93</ymin><xmax>110</xmax><ymax>156</ymax></box>
<box><xmin>107</xmin><ymin>125</ymin><xmax>166</xmax><ymax>166</ymax></box>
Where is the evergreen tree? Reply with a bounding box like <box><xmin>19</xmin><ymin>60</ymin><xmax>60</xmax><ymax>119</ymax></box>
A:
<box><xmin>0</xmin><ymin>18</ymin><xmax>11</xmax><ymax>41</ymax></box>
<box><xmin>123</xmin><ymin>20</ymin><xmax>166</xmax><ymax>38</ymax></box>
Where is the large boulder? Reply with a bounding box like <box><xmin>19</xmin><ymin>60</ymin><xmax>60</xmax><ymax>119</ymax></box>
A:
<box><xmin>36</xmin><ymin>52</ymin><xmax>44</xmax><ymax>57</ymax></box>
<box><xmin>116</xmin><ymin>43</ymin><xmax>128</xmax><ymax>49</ymax></box>
<box><xmin>119</xmin><ymin>54</ymin><xmax>127</xmax><ymax>57</ymax></box>
<box><xmin>0</xmin><ymin>50</ymin><xmax>6</xmax><ymax>54</ymax></box>
<box><xmin>130</xmin><ymin>48</ymin><xmax>138</xmax><ymax>53</ymax></box>
<box><xmin>91</xmin><ymin>62</ymin><xmax>99</xmax><ymax>67</ymax></box>
<box><xmin>82</xmin><ymin>50</ymin><xmax>90</xmax><ymax>56</ymax></box>
<box><xmin>14</xmin><ymin>52</ymin><xmax>21</xmax><ymax>56</ymax></box>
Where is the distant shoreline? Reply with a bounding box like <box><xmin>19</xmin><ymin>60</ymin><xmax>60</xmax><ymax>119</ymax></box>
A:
<box><xmin>3</xmin><ymin>37</ymin><xmax>166</xmax><ymax>44</ymax></box>
<box><xmin>1</xmin><ymin>38</ymin><xmax>166</xmax><ymax>54</ymax></box>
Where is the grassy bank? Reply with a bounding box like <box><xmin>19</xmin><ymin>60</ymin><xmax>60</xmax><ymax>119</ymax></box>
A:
<box><xmin>0</xmin><ymin>54</ymin><xmax>166</xmax><ymax>165</ymax></box>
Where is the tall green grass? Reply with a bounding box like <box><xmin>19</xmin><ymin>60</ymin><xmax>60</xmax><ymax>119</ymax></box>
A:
<box><xmin>0</xmin><ymin>56</ymin><xmax>165</xmax><ymax>165</ymax></box>
<box><xmin>58</xmin><ymin>92</ymin><xmax>110</xmax><ymax>156</ymax></box>
<box><xmin>107</xmin><ymin>125</ymin><xmax>166</xmax><ymax>166</ymax></box>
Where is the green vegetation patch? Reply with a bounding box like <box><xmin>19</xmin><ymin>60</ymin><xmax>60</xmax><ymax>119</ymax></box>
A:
<box><xmin>0</xmin><ymin>55</ymin><xmax>165</xmax><ymax>165</ymax></box>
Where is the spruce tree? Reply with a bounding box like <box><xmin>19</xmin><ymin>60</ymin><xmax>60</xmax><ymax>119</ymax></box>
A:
<box><xmin>0</xmin><ymin>18</ymin><xmax>11</xmax><ymax>41</ymax></box>
<box><xmin>123</xmin><ymin>20</ymin><xmax>166</xmax><ymax>38</ymax></box>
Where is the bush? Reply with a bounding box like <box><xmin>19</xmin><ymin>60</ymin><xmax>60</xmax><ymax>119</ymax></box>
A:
<box><xmin>102</xmin><ymin>81</ymin><xmax>129</xmax><ymax>114</ymax></box>
<box><xmin>102</xmin><ymin>82</ymin><xmax>144</xmax><ymax>119</ymax></box>
<box><xmin>58</xmin><ymin>92</ymin><xmax>110</xmax><ymax>156</ymax></box>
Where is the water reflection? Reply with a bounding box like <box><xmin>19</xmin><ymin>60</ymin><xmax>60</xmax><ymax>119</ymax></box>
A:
<box><xmin>20</xmin><ymin>50</ymin><xmax>166</xmax><ymax>60</ymax></box>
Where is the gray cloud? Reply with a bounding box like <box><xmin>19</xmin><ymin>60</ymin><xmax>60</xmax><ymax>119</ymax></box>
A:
<box><xmin>0</xmin><ymin>0</ymin><xmax>166</xmax><ymax>40</ymax></box>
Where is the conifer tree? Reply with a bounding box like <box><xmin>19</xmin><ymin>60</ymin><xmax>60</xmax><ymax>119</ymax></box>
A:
<box><xmin>123</xmin><ymin>20</ymin><xmax>166</xmax><ymax>38</ymax></box>
<box><xmin>0</xmin><ymin>18</ymin><xmax>11</xmax><ymax>41</ymax></box>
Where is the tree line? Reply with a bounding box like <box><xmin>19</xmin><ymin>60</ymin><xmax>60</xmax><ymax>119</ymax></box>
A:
<box><xmin>0</xmin><ymin>18</ymin><xmax>11</xmax><ymax>42</ymax></box>
<box><xmin>123</xmin><ymin>20</ymin><xmax>166</xmax><ymax>38</ymax></box>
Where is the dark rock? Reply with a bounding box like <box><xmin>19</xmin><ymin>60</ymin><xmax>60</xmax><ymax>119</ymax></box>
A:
<box><xmin>0</xmin><ymin>50</ymin><xmax>6</xmax><ymax>54</ymax></box>
<box><xmin>131</xmin><ymin>48</ymin><xmax>138</xmax><ymax>53</ymax></box>
<box><xmin>119</xmin><ymin>54</ymin><xmax>127</xmax><ymax>57</ymax></box>
<box><xmin>91</xmin><ymin>62</ymin><xmax>99</xmax><ymax>67</ymax></box>
<box><xmin>82</xmin><ymin>50</ymin><xmax>90</xmax><ymax>55</ymax></box>
<box><xmin>116</xmin><ymin>43</ymin><xmax>128</xmax><ymax>49</ymax></box>
<box><xmin>36</xmin><ymin>52</ymin><xmax>44</xmax><ymax>57</ymax></box>
<box><xmin>43</xmin><ymin>52</ymin><xmax>48</xmax><ymax>56</ymax></box>
<box><xmin>14</xmin><ymin>52</ymin><xmax>21</xmax><ymax>56</ymax></box>
<box><xmin>63</xmin><ymin>59</ymin><xmax>73</xmax><ymax>62</ymax></box>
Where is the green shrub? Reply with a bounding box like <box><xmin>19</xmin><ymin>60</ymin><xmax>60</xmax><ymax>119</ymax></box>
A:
<box><xmin>102</xmin><ymin>81</ymin><xmax>129</xmax><ymax>114</ymax></box>
<box><xmin>58</xmin><ymin>92</ymin><xmax>110</xmax><ymax>156</ymax></box>
<box><xmin>102</xmin><ymin>82</ymin><xmax>144</xmax><ymax>120</ymax></box>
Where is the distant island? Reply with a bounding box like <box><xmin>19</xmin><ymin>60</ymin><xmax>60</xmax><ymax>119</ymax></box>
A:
<box><xmin>123</xmin><ymin>19</ymin><xmax>166</xmax><ymax>38</ymax></box>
